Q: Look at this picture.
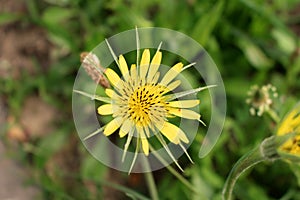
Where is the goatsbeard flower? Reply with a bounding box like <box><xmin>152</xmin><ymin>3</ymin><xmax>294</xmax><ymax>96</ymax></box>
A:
<box><xmin>78</xmin><ymin>33</ymin><xmax>213</xmax><ymax>172</ymax></box>
<box><xmin>99</xmin><ymin>48</ymin><xmax>202</xmax><ymax>153</ymax></box>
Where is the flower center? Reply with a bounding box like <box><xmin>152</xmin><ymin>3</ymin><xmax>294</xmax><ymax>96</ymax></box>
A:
<box><xmin>128</xmin><ymin>84</ymin><xmax>167</xmax><ymax>126</ymax></box>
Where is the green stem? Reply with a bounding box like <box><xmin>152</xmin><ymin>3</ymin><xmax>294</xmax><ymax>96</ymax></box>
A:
<box><xmin>149</xmin><ymin>144</ymin><xmax>198</xmax><ymax>194</ymax></box>
<box><xmin>222</xmin><ymin>136</ymin><xmax>282</xmax><ymax>200</ymax></box>
<box><xmin>266</xmin><ymin>109</ymin><xmax>280</xmax><ymax>123</ymax></box>
<box><xmin>142</xmin><ymin>156</ymin><xmax>159</xmax><ymax>200</ymax></box>
<box><xmin>165</xmin><ymin>161</ymin><xmax>198</xmax><ymax>194</ymax></box>
<box><xmin>222</xmin><ymin>146</ymin><xmax>265</xmax><ymax>200</ymax></box>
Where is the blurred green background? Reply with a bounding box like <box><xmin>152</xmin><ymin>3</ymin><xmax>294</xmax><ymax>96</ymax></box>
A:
<box><xmin>1</xmin><ymin>0</ymin><xmax>300</xmax><ymax>199</ymax></box>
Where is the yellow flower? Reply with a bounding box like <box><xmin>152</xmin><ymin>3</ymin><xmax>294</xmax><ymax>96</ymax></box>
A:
<box><xmin>99</xmin><ymin>47</ymin><xmax>204</xmax><ymax>154</ymax></box>
<box><xmin>277</xmin><ymin>104</ymin><xmax>300</xmax><ymax>156</ymax></box>
<box><xmin>75</xmin><ymin>30</ymin><xmax>214</xmax><ymax>173</ymax></box>
<box><xmin>80</xmin><ymin>33</ymin><xmax>217</xmax><ymax>174</ymax></box>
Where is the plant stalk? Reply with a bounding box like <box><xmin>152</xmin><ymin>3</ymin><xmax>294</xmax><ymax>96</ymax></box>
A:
<box><xmin>222</xmin><ymin>136</ymin><xmax>283</xmax><ymax>200</ymax></box>
<box><xmin>142</xmin><ymin>156</ymin><xmax>159</xmax><ymax>200</ymax></box>
<box><xmin>149</xmin><ymin>144</ymin><xmax>198</xmax><ymax>194</ymax></box>
<box><xmin>222</xmin><ymin>146</ymin><xmax>265</xmax><ymax>200</ymax></box>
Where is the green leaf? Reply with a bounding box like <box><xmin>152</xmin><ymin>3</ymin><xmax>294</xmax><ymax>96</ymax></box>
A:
<box><xmin>237</xmin><ymin>37</ymin><xmax>274</xmax><ymax>70</ymax></box>
<box><xmin>191</xmin><ymin>0</ymin><xmax>224</xmax><ymax>46</ymax></box>
<box><xmin>42</xmin><ymin>7</ymin><xmax>74</xmax><ymax>25</ymax></box>
<box><xmin>272</xmin><ymin>28</ymin><xmax>296</xmax><ymax>55</ymax></box>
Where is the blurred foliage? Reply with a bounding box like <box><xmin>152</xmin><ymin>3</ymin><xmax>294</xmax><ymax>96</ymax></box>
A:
<box><xmin>1</xmin><ymin>0</ymin><xmax>300</xmax><ymax>199</ymax></box>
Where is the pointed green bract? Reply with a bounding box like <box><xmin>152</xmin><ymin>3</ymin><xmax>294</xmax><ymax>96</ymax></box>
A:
<box><xmin>73</xmin><ymin>90</ymin><xmax>111</xmax><ymax>103</ymax></box>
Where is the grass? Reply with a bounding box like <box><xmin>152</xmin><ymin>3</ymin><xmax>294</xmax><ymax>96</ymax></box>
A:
<box><xmin>1</xmin><ymin>0</ymin><xmax>300</xmax><ymax>199</ymax></box>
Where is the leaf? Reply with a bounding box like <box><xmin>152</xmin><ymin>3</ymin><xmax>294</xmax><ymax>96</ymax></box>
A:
<box><xmin>191</xmin><ymin>0</ymin><xmax>224</xmax><ymax>46</ymax></box>
<box><xmin>41</xmin><ymin>7</ymin><xmax>77</xmax><ymax>51</ymax></box>
<box><xmin>237</xmin><ymin>37</ymin><xmax>274</xmax><ymax>70</ymax></box>
<box><xmin>272</xmin><ymin>28</ymin><xmax>296</xmax><ymax>55</ymax></box>
<box><xmin>42</xmin><ymin>7</ymin><xmax>74</xmax><ymax>25</ymax></box>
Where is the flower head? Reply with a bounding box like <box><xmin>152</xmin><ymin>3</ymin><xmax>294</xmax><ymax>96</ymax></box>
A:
<box><xmin>99</xmin><ymin>47</ymin><xmax>203</xmax><ymax>153</ymax></box>
<box><xmin>277</xmin><ymin>104</ymin><xmax>300</xmax><ymax>156</ymax></box>
<box><xmin>77</xmin><ymin>30</ymin><xmax>212</xmax><ymax>172</ymax></box>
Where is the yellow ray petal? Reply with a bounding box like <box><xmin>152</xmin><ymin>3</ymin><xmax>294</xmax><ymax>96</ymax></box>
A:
<box><xmin>158</xmin><ymin>122</ymin><xmax>184</xmax><ymax>144</ymax></box>
<box><xmin>118</xmin><ymin>55</ymin><xmax>129</xmax><ymax>81</ymax></box>
<box><xmin>160</xmin><ymin>62</ymin><xmax>183</xmax><ymax>86</ymax></box>
<box><xmin>130</xmin><ymin>64</ymin><xmax>137</xmax><ymax>79</ymax></box>
<box><xmin>105</xmin><ymin>88</ymin><xmax>121</xmax><ymax>100</ymax></box>
<box><xmin>151</xmin><ymin>72</ymin><xmax>160</xmax><ymax>84</ymax></box>
<box><xmin>166</xmin><ymin>80</ymin><xmax>181</xmax><ymax>92</ymax></box>
<box><xmin>97</xmin><ymin>104</ymin><xmax>113</xmax><ymax>115</ymax></box>
<box><xmin>105</xmin><ymin>68</ymin><xmax>121</xmax><ymax>88</ymax></box>
<box><xmin>141</xmin><ymin>138</ymin><xmax>149</xmax><ymax>156</ymax></box>
<box><xmin>144</xmin><ymin>125</ymin><xmax>150</xmax><ymax>137</ymax></box>
<box><xmin>148</xmin><ymin>122</ymin><xmax>155</xmax><ymax>133</ymax></box>
<box><xmin>168</xmin><ymin>100</ymin><xmax>200</xmax><ymax>108</ymax></box>
<box><xmin>105</xmin><ymin>89</ymin><xmax>114</xmax><ymax>98</ymax></box>
<box><xmin>154</xmin><ymin>133</ymin><xmax>184</xmax><ymax>171</ymax></box>
<box><xmin>119</xmin><ymin>119</ymin><xmax>132</xmax><ymax>138</ymax></box>
<box><xmin>177</xmin><ymin>130</ymin><xmax>189</xmax><ymax>144</ymax></box>
<box><xmin>137</xmin><ymin>126</ymin><xmax>149</xmax><ymax>155</ymax></box>
<box><xmin>103</xmin><ymin>117</ymin><xmax>122</xmax><ymax>136</ymax></box>
<box><xmin>168</xmin><ymin>108</ymin><xmax>201</xmax><ymax>120</ymax></box>
<box><xmin>277</xmin><ymin>106</ymin><xmax>300</xmax><ymax>135</ymax></box>
<box><xmin>147</xmin><ymin>51</ymin><xmax>162</xmax><ymax>82</ymax></box>
<box><xmin>140</xmin><ymin>49</ymin><xmax>150</xmax><ymax>79</ymax></box>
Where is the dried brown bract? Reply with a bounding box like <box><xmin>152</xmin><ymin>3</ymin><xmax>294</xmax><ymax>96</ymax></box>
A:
<box><xmin>80</xmin><ymin>52</ymin><xmax>110</xmax><ymax>88</ymax></box>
